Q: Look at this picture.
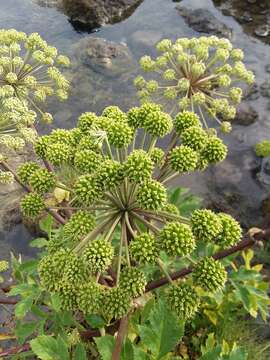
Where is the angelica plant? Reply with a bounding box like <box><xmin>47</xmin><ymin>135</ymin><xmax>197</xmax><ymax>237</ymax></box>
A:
<box><xmin>0</xmin><ymin>28</ymin><xmax>70</xmax><ymax>148</ymax></box>
<box><xmin>0</xmin><ymin>103</ymin><xmax>243</xmax><ymax>327</ymax></box>
<box><xmin>135</xmin><ymin>36</ymin><xmax>254</xmax><ymax>131</ymax></box>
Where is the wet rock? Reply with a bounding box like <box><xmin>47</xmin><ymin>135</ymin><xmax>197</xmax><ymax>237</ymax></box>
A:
<box><xmin>254</xmin><ymin>24</ymin><xmax>270</xmax><ymax>37</ymax></box>
<box><xmin>72</xmin><ymin>37</ymin><xmax>135</xmax><ymax>78</ymax></box>
<box><xmin>234</xmin><ymin>102</ymin><xmax>258</xmax><ymax>126</ymax></box>
<box><xmin>260</xmin><ymin>80</ymin><xmax>270</xmax><ymax>98</ymax></box>
<box><xmin>62</xmin><ymin>0</ymin><xmax>143</xmax><ymax>29</ymax></box>
<box><xmin>176</xmin><ymin>7</ymin><xmax>232</xmax><ymax>38</ymax></box>
<box><xmin>68</xmin><ymin>37</ymin><xmax>138</xmax><ymax>114</ymax></box>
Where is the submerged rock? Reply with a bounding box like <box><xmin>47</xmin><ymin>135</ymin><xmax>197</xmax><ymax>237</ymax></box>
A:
<box><xmin>234</xmin><ymin>103</ymin><xmax>258</xmax><ymax>126</ymax></box>
<box><xmin>176</xmin><ymin>7</ymin><xmax>232</xmax><ymax>38</ymax></box>
<box><xmin>62</xmin><ymin>0</ymin><xmax>143</xmax><ymax>29</ymax></box>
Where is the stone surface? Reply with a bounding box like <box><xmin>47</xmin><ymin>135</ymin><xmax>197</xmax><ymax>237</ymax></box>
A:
<box><xmin>234</xmin><ymin>102</ymin><xmax>258</xmax><ymax>126</ymax></box>
<box><xmin>62</xmin><ymin>0</ymin><xmax>143</xmax><ymax>29</ymax></box>
<box><xmin>176</xmin><ymin>7</ymin><xmax>232</xmax><ymax>38</ymax></box>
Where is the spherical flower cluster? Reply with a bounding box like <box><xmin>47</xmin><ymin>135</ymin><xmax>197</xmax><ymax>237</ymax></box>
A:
<box><xmin>96</xmin><ymin>159</ymin><xmax>124</xmax><ymax>190</ymax></box>
<box><xmin>20</xmin><ymin>192</ymin><xmax>44</xmax><ymax>218</ymax></box>
<box><xmin>166</xmin><ymin>282</ymin><xmax>200</xmax><ymax>320</ymax></box>
<box><xmin>62</xmin><ymin>210</ymin><xmax>96</xmax><ymax>244</ymax></box>
<box><xmin>0</xmin><ymin>260</ymin><xmax>9</xmax><ymax>272</ymax></box>
<box><xmin>102</xmin><ymin>287</ymin><xmax>131</xmax><ymax>321</ymax></box>
<box><xmin>200</xmin><ymin>137</ymin><xmax>228</xmax><ymax>164</ymax></box>
<box><xmin>150</xmin><ymin>147</ymin><xmax>164</xmax><ymax>165</ymax></box>
<box><xmin>82</xmin><ymin>239</ymin><xmax>114</xmax><ymax>274</ymax></box>
<box><xmin>181</xmin><ymin>126</ymin><xmax>208</xmax><ymax>151</ymax></box>
<box><xmin>119</xmin><ymin>267</ymin><xmax>146</xmax><ymax>298</ymax></box>
<box><xmin>124</xmin><ymin>150</ymin><xmax>154</xmax><ymax>183</ymax></box>
<box><xmin>255</xmin><ymin>140</ymin><xmax>270</xmax><ymax>157</ymax></box>
<box><xmin>174</xmin><ymin>111</ymin><xmax>201</xmax><ymax>135</ymax></box>
<box><xmin>130</xmin><ymin>233</ymin><xmax>159</xmax><ymax>264</ymax></box>
<box><xmin>28</xmin><ymin>168</ymin><xmax>56</xmax><ymax>194</ymax></box>
<box><xmin>46</xmin><ymin>143</ymin><xmax>72</xmax><ymax>166</ymax></box>
<box><xmin>144</xmin><ymin>110</ymin><xmax>173</xmax><ymax>137</ymax></box>
<box><xmin>74</xmin><ymin>149</ymin><xmax>102</xmax><ymax>173</ymax></box>
<box><xmin>0</xmin><ymin>170</ymin><xmax>14</xmax><ymax>184</ymax></box>
<box><xmin>191</xmin><ymin>209</ymin><xmax>222</xmax><ymax>243</ymax></box>
<box><xmin>135</xmin><ymin>36</ymin><xmax>254</xmax><ymax>129</ymax></box>
<box><xmin>78</xmin><ymin>112</ymin><xmax>99</xmax><ymax>133</ymax></box>
<box><xmin>169</xmin><ymin>146</ymin><xmax>198</xmax><ymax>173</ymax></box>
<box><xmin>159</xmin><ymin>222</ymin><xmax>196</xmax><ymax>257</ymax></box>
<box><xmin>74</xmin><ymin>175</ymin><xmax>103</xmax><ymax>205</ymax></box>
<box><xmin>0</xmin><ymin>29</ymin><xmax>70</xmax><ymax>116</ymax></box>
<box><xmin>17</xmin><ymin>161</ymin><xmax>39</xmax><ymax>184</ymax></box>
<box><xmin>137</xmin><ymin>179</ymin><xmax>167</xmax><ymax>210</ymax></box>
<box><xmin>192</xmin><ymin>257</ymin><xmax>227</xmax><ymax>292</ymax></box>
<box><xmin>216</xmin><ymin>213</ymin><xmax>242</xmax><ymax>248</ymax></box>
<box><xmin>77</xmin><ymin>281</ymin><xmax>102</xmax><ymax>314</ymax></box>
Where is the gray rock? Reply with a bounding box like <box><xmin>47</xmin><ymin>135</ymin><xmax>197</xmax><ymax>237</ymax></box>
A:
<box><xmin>260</xmin><ymin>80</ymin><xmax>270</xmax><ymax>98</ymax></box>
<box><xmin>234</xmin><ymin>102</ymin><xmax>258</xmax><ymax>126</ymax></box>
<box><xmin>71</xmin><ymin>37</ymin><xmax>135</xmax><ymax>78</ymax></box>
<box><xmin>254</xmin><ymin>24</ymin><xmax>270</xmax><ymax>37</ymax></box>
<box><xmin>62</xmin><ymin>0</ymin><xmax>143</xmax><ymax>29</ymax></box>
<box><xmin>176</xmin><ymin>7</ymin><xmax>232</xmax><ymax>38</ymax></box>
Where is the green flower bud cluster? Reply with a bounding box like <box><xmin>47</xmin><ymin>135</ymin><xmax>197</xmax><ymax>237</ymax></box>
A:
<box><xmin>20</xmin><ymin>192</ymin><xmax>44</xmax><ymax>218</ymax></box>
<box><xmin>137</xmin><ymin>179</ymin><xmax>167</xmax><ymax>210</ymax></box>
<box><xmin>62</xmin><ymin>210</ymin><xmax>96</xmax><ymax>245</ymax></box>
<box><xmin>119</xmin><ymin>267</ymin><xmax>146</xmax><ymax>298</ymax></box>
<box><xmin>102</xmin><ymin>287</ymin><xmax>131</xmax><ymax>321</ymax></box>
<box><xmin>159</xmin><ymin>222</ymin><xmax>196</xmax><ymax>257</ymax></box>
<box><xmin>166</xmin><ymin>282</ymin><xmax>200</xmax><ymax>320</ymax></box>
<box><xmin>255</xmin><ymin>140</ymin><xmax>270</xmax><ymax>157</ymax></box>
<box><xmin>0</xmin><ymin>170</ymin><xmax>14</xmax><ymax>184</ymax></box>
<box><xmin>136</xmin><ymin>36</ymin><xmax>254</xmax><ymax>129</ymax></box>
<box><xmin>130</xmin><ymin>233</ymin><xmax>159</xmax><ymax>264</ymax></box>
<box><xmin>82</xmin><ymin>239</ymin><xmax>114</xmax><ymax>274</ymax></box>
<box><xmin>192</xmin><ymin>257</ymin><xmax>227</xmax><ymax>292</ymax></box>
<box><xmin>17</xmin><ymin>161</ymin><xmax>40</xmax><ymax>185</ymax></box>
<box><xmin>28</xmin><ymin>168</ymin><xmax>56</xmax><ymax>194</ymax></box>
<box><xmin>0</xmin><ymin>29</ymin><xmax>70</xmax><ymax>116</ymax></box>
<box><xmin>124</xmin><ymin>150</ymin><xmax>154</xmax><ymax>183</ymax></box>
<box><xmin>0</xmin><ymin>260</ymin><xmax>8</xmax><ymax>272</ymax></box>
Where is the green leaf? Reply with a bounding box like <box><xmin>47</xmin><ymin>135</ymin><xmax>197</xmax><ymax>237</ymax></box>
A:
<box><xmin>121</xmin><ymin>338</ymin><xmax>134</xmax><ymax>360</ymax></box>
<box><xmin>30</xmin><ymin>335</ymin><xmax>69</xmax><ymax>360</ymax></box>
<box><xmin>30</xmin><ymin>238</ymin><xmax>48</xmax><ymax>248</ymax></box>
<box><xmin>39</xmin><ymin>215</ymin><xmax>53</xmax><ymax>238</ymax></box>
<box><xmin>138</xmin><ymin>299</ymin><xmax>184</xmax><ymax>359</ymax></box>
<box><xmin>95</xmin><ymin>335</ymin><xmax>115</xmax><ymax>360</ymax></box>
<box><xmin>74</xmin><ymin>343</ymin><xmax>87</xmax><ymax>360</ymax></box>
<box><xmin>18</xmin><ymin>260</ymin><xmax>39</xmax><ymax>273</ymax></box>
<box><xmin>50</xmin><ymin>293</ymin><xmax>62</xmax><ymax>312</ymax></box>
<box><xmin>15</xmin><ymin>296</ymin><xmax>34</xmax><ymax>319</ymax></box>
<box><xmin>15</xmin><ymin>321</ymin><xmax>38</xmax><ymax>344</ymax></box>
<box><xmin>223</xmin><ymin>348</ymin><xmax>248</xmax><ymax>360</ymax></box>
<box><xmin>85</xmin><ymin>314</ymin><xmax>106</xmax><ymax>329</ymax></box>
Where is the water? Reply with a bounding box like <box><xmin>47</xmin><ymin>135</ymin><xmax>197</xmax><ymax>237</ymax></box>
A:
<box><xmin>1</xmin><ymin>0</ymin><xmax>270</xmax><ymax>257</ymax></box>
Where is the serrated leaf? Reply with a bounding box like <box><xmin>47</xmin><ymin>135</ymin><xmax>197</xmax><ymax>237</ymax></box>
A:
<box><xmin>30</xmin><ymin>238</ymin><xmax>48</xmax><ymax>248</ymax></box>
<box><xmin>95</xmin><ymin>335</ymin><xmax>115</xmax><ymax>360</ymax></box>
<box><xmin>30</xmin><ymin>335</ymin><xmax>69</xmax><ymax>360</ymax></box>
<box><xmin>138</xmin><ymin>299</ymin><xmax>184</xmax><ymax>359</ymax></box>
<box><xmin>15</xmin><ymin>321</ymin><xmax>38</xmax><ymax>344</ymax></box>
<box><xmin>15</xmin><ymin>296</ymin><xmax>34</xmax><ymax>319</ymax></box>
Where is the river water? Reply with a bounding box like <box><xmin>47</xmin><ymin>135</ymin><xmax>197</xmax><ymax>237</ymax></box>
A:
<box><xmin>1</xmin><ymin>0</ymin><xmax>270</xmax><ymax>258</ymax></box>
